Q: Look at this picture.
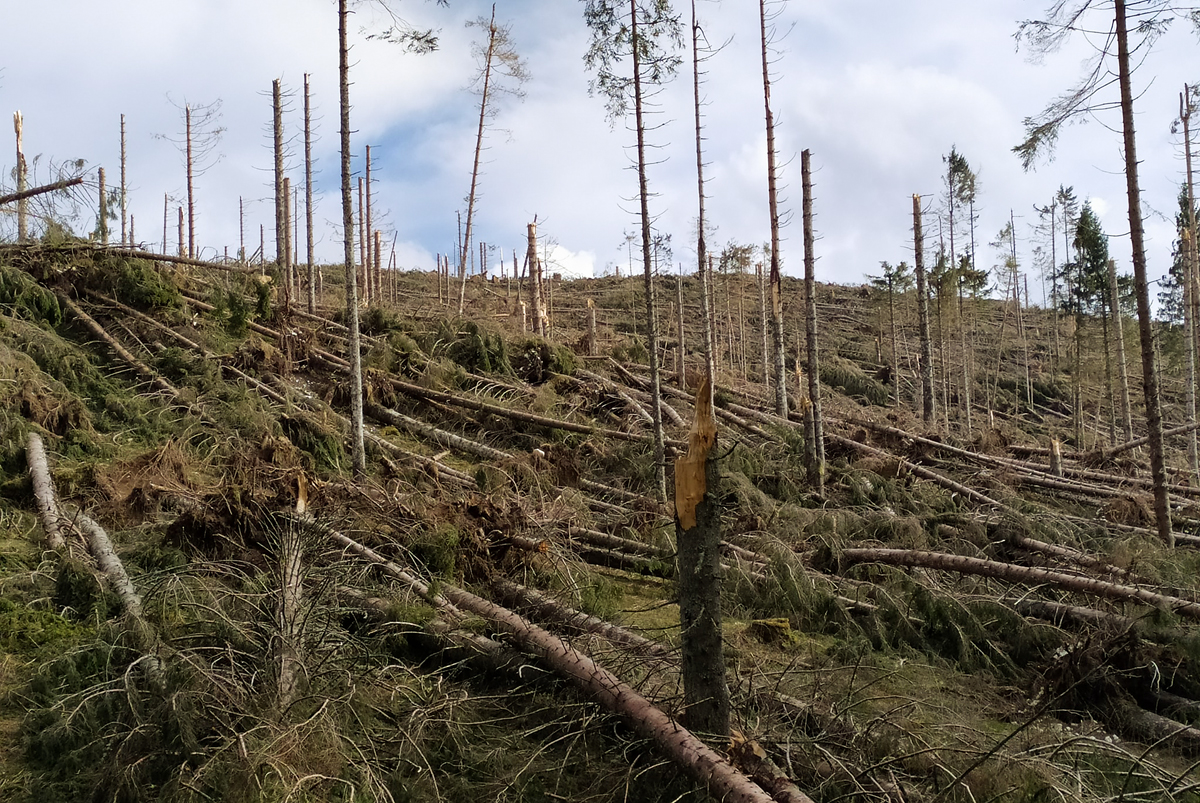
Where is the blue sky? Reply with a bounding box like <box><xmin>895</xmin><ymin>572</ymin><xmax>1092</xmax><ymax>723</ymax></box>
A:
<box><xmin>1</xmin><ymin>0</ymin><xmax>1197</xmax><ymax>303</ymax></box>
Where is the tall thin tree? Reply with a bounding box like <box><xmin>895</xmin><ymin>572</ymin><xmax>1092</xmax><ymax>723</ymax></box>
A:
<box><xmin>759</xmin><ymin>0</ymin><xmax>787</xmax><ymax>418</ymax></box>
<box><xmin>582</xmin><ymin>0</ymin><xmax>683</xmax><ymax>503</ymax></box>
<box><xmin>1016</xmin><ymin>0</ymin><xmax>1172</xmax><ymax>544</ymax></box>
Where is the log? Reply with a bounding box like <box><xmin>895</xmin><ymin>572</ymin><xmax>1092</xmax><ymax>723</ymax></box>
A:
<box><xmin>57</xmin><ymin>293</ymin><xmax>180</xmax><ymax>397</ymax></box>
<box><xmin>839</xmin><ymin>548</ymin><xmax>1200</xmax><ymax>619</ymax></box>
<box><xmin>26</xmin><ymin>433</ymin><xmax>65</xmax><ymax>550</ymax></box>
<box><xmin>491</xmin><ymin>578</ymin><xmax>673</xmax><ymax>659</ymax></box>
<box><xmin>0</xmin><ymin>176</ymin><xmax>84</xmax><ymax>206</ymax></box>
<box><xmin>331</xmin><ymin>527</ymin><xmax>787</xmax><ymax>802</ymax></box>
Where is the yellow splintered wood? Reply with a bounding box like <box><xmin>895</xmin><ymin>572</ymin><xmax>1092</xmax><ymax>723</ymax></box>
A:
<box><xmin>675</xmin><ymin>376</ymin><xmax>717</xmax><ymax>530</ymax></box>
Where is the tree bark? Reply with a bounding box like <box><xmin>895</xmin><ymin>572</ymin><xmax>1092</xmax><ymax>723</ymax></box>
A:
<box><xmin>675</xmin><ymin>376</ymin><xmax>729</xmax><ymax>738</ymax></box>
<box><xmin>339</xmin><ymin>0</ymin><xmax>367</xmax><ymax>474</ymax></box>
<box><xmin>305</xmin><ymin>74</ymin><xmax>316</xmax><ymax>313</ymax></box>
<box><xmin>14</xmin><ymin>111</ymin><xmax>27</xmax><ymax>241</ymax></box>
<box><xmin>913</xmin><ymin>195</ymin><xmax>935</xmax><ymax>422</ymax></box>
<box><xmin>840</xmin><ymin>548</ymin><xmax>1200</xmax><ymax>619</ymax></box>
<box><xmin>186</xmin><ymin>105</ymin><xmax>195</xmax><ymax>259</ymax></box>
<box><xmin>1115</xmin><ymin>0</ymin><xmax>1171</xmax><ymax>545</ymax></box>
<box><xmin>802</xmin><ymin>151</ymin><xmax>824</xmax><ymax>493</ymax></box>
<box><xmin>630</xmin><ymin>0</ymin><xmax>667</xmax><ymax>503</ymax></box>
<box><xmin>759</xmin><ymin>0</ymin><xmax>787</xmax><ymax>419</ymax></box>
<box><xmin>120</xmin><ymin>114</ymin><xmax>127</xmax><ymax>246</ymax></box>
<box><xmin>0</xmin><ymin>176</ymin><xmax>84</xmax><ymax>208</ymax></box>
<box><xmin>26</xmin><ymin>433</ymin><xmax>65</xmax><ymax>551</ymax></box>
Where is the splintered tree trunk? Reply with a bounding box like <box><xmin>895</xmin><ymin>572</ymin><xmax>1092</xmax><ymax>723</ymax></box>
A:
<box><xmin>631</xmin><ymin>1</ymin><xmax>667</xmax><ymax>503</ymax></box>
<box><xmin>526</xmin><ymin>221</ymin><xmax>546</xmax><ymax>337</ymax></box>
<box><xmin>1115</xmin><ymin>0</ymin><xmax>1171</xmax><ymax>545</ymax></box>
<box><xmin>177</xmin><ymin>206</ymin><xmax>184</xmax><ymax>257</ymax></box>
<box><xmin>759</xmin><ymin>0</ymin><xmax>787</xmax><ymax>418</ymax></box>
<box><xmin>14</xmin><ymin>112</ymin><xmax>27</xmax><ymax>242</ymax></box>
<box><xmin>913</xmin><ymin>195</ymin><xmax>935</xmax><ymax>422</ymax></box>
<box><xmin>339</xmin><ymin>0</ymin><xmax>366</xmax><ymax>474</ymax></box>
<box><xmin>119</xmin><ymin>114</ymin><xmax>127</xmax><ymax>246</ymax></box>
<box><xmin>675</xmin><ymin>377</ymin><xmax>729</xmax><ymax>738</ymax></box>
<box><xmin>305</xmin><ymin>74</ymin><xmax>316</xmax><ymax>312</ymax></box>
<box><xmin>26</xmin><ymin>433</ymin><xmax>64</xmax><ymax>551</ymax></box>
<box><xmin>802</xmin><ymin>151</ymin><xmax>824</xmax><ymax>493</ymax></box>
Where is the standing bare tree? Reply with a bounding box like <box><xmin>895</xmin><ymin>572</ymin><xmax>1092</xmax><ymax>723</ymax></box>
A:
<box><xmin>338</xmin><ymin>0</ymin><xmax>366</xmax><ymax>474</ymax></box>
<box><xmin>913</xmin><ymin>195</ymin><xmax>936</xmax><ymax>423</ymax></box>
<box><xmin>582</xmin><ymin>0</ymin><xmax>683</xmax><ymax>503</ymax></box>
<box><xmin>758</xmin><ymin>0</ymin><xmax>788</xmax><ymax>418</ymax></box>
<box><xmin>157</xmin><ymin>99</ymin><xmax>223</xmax><ymax>260</ymax></box>
<box><xmin>1016</xmin><ymin>0</ymin><xmax>1174</xmax><ymax>545</ymax></box>
<box><xmin>802</xmin><ymin>150</ymin><xmax>824</xmax><ymax>494</ymax></box>
<box><xmin>459</xmin><ymin>5</ymin><xmax>528</xmax><ymax>317</ymax></box>
<box><xmin>14</xmin><ymin>112</ymin><xmax>27</xmax><ymax>242</ymax></box>
<box><xmin>690</xmin><ymin>0</ymin><xmax>716</xmax><ymax>399</ymax></box>
<box><xmin>304</xmin><ymin>73</ymin><xmax>317</xmax><ymax>313</ymax></box>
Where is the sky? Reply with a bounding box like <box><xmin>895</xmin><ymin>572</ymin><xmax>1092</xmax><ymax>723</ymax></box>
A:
<box><xmin>1</xmin><ymin>0</ymin><xmax>1197</xmax><ymax>304</ymax></box>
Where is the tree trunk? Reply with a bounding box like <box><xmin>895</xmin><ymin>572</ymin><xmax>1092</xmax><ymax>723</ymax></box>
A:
<box><xmin>365</xmin><ymin>145</ymin><xmax>374</xmax><ymax>300</ymax></box>
<box><xmin>526</xmin><ymin>221</ymin><xmax>546</xmax><ymax>336</ymax></box>
<box><xmin>677</xmin><ymin>273</ymin><xmax>687</xmax><ymax>389</ymax></box>
<box><xmin>273</xmin><ymin>80</ymin><xmax>285</xmax><ymax>281</ymax></box>
<box><xmin>1108</xmin><ymin>258</ymin><xmax>1135</xmax><ymax>446</ymax></box>
<box><xmin>14</xmin><ymin>111</ymin><xmax>27</xmax><ymax>242</ymax></box>
<box><xmin>277</xmin><ymin>522</ymin><xmax>304</xmax><ymax>711</ymax></box>
<box><xmin>675</xmin><ymin>376</ymin><xmax>729</xmax><ymax>738</ymax></box>
<box><xmin>119</xmin><ymin>114</ymin><xmax>127</xmax><ymax>246</ymax></box>
<box><xmin>304</xmin><ymin>74</ymin><xmax>316</xmax><ymax>313</ymax></box>
<box><xmin>177</xmin><ymin>206</ymin><xmax>185</xmax><ymax>258</ymax></box>
<box><xmin>283</xmin><ymin>176</ymin><xmax>292</xmax><ymax>308</ymax></box>
<box><xmin>759</xmin><ymin>0</ymin><xmax>787</xmax><ymax>419</ymax></box>
<box><xmin>26</xmin><ymin>433</ymin><xmax>65</xmax><ymax>551</ymax></box>
<box><xmin>185</xmin><ymin>105</ymin><xmax>195</xmax><ymax>259</ymax></box>
<box><xmin>631</xmin><ymin>0</ymin><xmax>667</xmax><ymax>503</ymax></box>
<box><xmin>460</xmin><ymin>5</ymin><xmax>497</xmax><ymax>317</ymax></box>
<box><xmin>913</xmin><ymin>195</ymin><xmax>935</xmax><ymax>423</ymax></box>
<box><xmin>802</xmin><ymin>151</ymin><xmax>824</xmax><ymax>493</ymax></box>
<box><xmin>840</xmin><ymin>548</ymin><xmax>1200</xmax><ymax>618</ymax></box>
<box><xmin>1183</xmin><ymin>86</ymin><xmax>1199</xmax><ymax>483</ymax></box>
<box><xmin>1115</xmin><ymin>0</ymin><xmax>1171</xmax><ymax>545</ymax></box>
<box><xmin>334</xmin><ymin>524</ymin><xmax>781</xmax><ymax>803</ymax></box>
<box><xmin>97</xmin><ymin>167</ymin><xmax>108</xmax><ymax>244</ymax></box>
<box><xmin>339</xmin><ymin>0</ymin><xmax>366</xmax><ymax>474</ymax></box>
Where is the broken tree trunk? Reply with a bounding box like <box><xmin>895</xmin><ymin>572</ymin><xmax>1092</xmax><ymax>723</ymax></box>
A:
<box><xmin>0</xmin><ymin>176</ymin><xmax>85</xmax><ymax>208</ymax></box>
<box><xmin>675</xmin><ymin>376</ymin><xmax>729</xmax><ymax>738</ymax></box>
<box><xmin>26</xmin><ymin>433</ymin><xmax>65</xmax><ymax>551</ymax></box>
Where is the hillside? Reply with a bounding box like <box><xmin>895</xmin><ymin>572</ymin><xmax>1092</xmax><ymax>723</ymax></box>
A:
<box><xmin>2</xmin><ymin>243</ymin><xmax>1200</xmax><ymax>803</ymax></box>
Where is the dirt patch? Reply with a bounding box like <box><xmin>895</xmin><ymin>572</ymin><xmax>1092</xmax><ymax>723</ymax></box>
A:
<box><xmin>93</xmin><ymin>440</ymin><xmax>201</xmax><ymax>524</ymax></box>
